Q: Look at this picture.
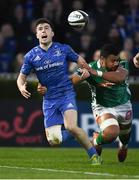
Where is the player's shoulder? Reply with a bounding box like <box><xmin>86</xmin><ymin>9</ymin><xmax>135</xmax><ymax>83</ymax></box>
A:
<box><xmin>53</xmin><ymin>42</ymin><xmax>70</xmax><ymax>49</ymax></box>
<box><xmin>53</xmin><ymin>42</ymin><xmax>74</xmax><ymax>55</ymax></box>
<box><xmin>119</xmin><ymin>59</ymin><xmax>128</xmax><ymax>65</ymax></box>
<box><xmin>119</xmin><ymin>59</ymin><xmax>129</xmax><ymax>69</ymax></box>
<box><xmin>24</xmin><ymin>46</ymin><xmax>41</xmax><ymax>61</ymax></box>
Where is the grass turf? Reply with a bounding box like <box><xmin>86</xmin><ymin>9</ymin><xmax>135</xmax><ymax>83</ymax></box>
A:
<box><xmin>0</xmin><ymin>147</ymin><xmax>138</xmax><ymax>179</ymax></box>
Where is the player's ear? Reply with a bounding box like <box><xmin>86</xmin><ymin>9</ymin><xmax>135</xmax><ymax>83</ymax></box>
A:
<box><xmin>51</xmin><ymin>31</ymin><xmax>54</xmax><ymax>37</ymax></box>
<box><xmin>35</xmin><ymin>28</ymin><xmax>39</xmax><ymax>39</ymax></box>
<box><xmin>36</xmin><ymin>32</ymin><xmax>39</xmax><ymax>39</ymax></box>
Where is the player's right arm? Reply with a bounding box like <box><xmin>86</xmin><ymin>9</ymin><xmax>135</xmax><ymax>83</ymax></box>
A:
<box><xmin>17</xmin><ymin>73</ymin><xmax>31</xmax><ymax>99</ymax></box>
<box><xmin>17</xmin><ymin>52</ymin><xmax>33</xmax><ymax>99</ymax></box>
<box><xmin>133</xmin><ymin>53</ymin><xmax>139</xmax><ymax>68</ymax></box>
<box><xmin>101</xmin><ymin>66</ymin><xmax>128</xmax><ymax>83</ymax></box>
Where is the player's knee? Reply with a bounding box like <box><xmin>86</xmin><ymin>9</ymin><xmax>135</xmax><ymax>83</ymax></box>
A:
<box><xmin>103</xmin><ymin>126</ymin><xmax>119</xmax><ymax>142</ymax></box>
<box><xmin>46</xmin><ymin>125</ymin><xmax>63</xmax><ymax>146</ymax></box>
<box><xmin>65</xmin><ymin>124</ymin><xmax>77</xmax><ymax>134</ymax></box>
<box><xmin>48</xmin><ymin>137</ymin><xmax>62</xmax><ymax>147</ymax></box>
<box><xmin>100</xmin><ymin>118</ymin><xmax>120</xmax><ymax>142</ymax></box>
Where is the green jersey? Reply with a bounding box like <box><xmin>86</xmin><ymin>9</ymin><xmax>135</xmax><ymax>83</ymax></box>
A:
<box><xmin>86</xmin><ymin>60</ymin><xmax>131</xmax><ymax>107</ymax></box>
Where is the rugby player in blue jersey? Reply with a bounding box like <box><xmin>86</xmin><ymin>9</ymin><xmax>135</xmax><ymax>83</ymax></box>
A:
<box><xmin>17</xmin><ymin>18</ymin><xmax>101</xmax><ymax>165</ymax></box>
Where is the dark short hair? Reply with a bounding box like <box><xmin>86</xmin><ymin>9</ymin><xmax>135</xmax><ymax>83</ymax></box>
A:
<box><xmin>35</xmin><ymin>18</ymin><xmax>54</xmax><ymax>30</ymax></box>
<box><xmin>100</xmin><ymin>44</ymin><xmax>120</xmax><ymax>58</ymax></box>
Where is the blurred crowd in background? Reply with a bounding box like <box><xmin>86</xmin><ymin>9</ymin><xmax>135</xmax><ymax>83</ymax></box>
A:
<box><xmin>0</xmin><ymin>0</ymin><xmax>139</xmax><ymax>76</ymax></box>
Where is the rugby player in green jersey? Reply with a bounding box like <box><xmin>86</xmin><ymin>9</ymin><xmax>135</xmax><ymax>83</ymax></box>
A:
<box><xmin>71</xmin><ymin>44</ymin><xmax>132</xmax><ymax>162</ymax></box>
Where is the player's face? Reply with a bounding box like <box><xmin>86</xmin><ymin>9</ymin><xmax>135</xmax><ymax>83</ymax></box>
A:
<box><xmin>104</xmin><ymin>54</ymin><xmax>119</xmax><ymax>71</ymax></box>
<box><xmin>36</xmin><ymin>23</ymin><xmax>54</xmax><ymax>45</ymax></box>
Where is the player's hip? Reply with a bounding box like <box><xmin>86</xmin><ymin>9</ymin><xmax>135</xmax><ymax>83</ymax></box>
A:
<box><xmin>93</xmin><ymin>100</ymin><xmax>132</xmax><ymax>123</ymax></box>
<box><xmin>43</xmin><ymin>95</ymin><xmax>77</xmax><ymax>128</ymax></box>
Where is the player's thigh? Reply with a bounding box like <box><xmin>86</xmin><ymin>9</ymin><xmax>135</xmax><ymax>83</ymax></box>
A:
<box><xmin>116</xmin><ymin>101</ymin><xmax>132</xmax><ymax>124</ymax></box>
<box><xmin>43</xmin><ymin>99</ymin><xmax>64</xmax><ymax>128</ymax></box>
<box><xmin>116</xmin><ymin>102</ymin><xmax>132</xmax><ymax>136</ymax></box>
<box><xmin>93</xmin><ymin>106</ymin><xmax>119</xmax><ymax>133</ymax></box>
<box><xmin>60</xmin><ymin>96</ymin><xmax>78</xmax><ymax>129</ymax></box>
<box><xmin>63</xmin><ymin>109</ymin><xmax>78</xmax><ymax>129</ymax></box>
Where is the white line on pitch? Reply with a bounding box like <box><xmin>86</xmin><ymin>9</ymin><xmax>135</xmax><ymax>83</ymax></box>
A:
<box><xmin>0</xmin><ymin>165</ymin><xmax>139</xmax><ymax>178</ymax></box>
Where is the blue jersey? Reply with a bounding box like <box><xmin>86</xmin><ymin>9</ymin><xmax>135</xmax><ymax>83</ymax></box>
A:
<box><xmin>20</xmin><ymin>42</ymin><xmax>79</xmax><ymax>99</ymax></box>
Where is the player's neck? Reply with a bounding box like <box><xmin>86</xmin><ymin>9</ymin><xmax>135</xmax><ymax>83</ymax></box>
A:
<box><xmin>40</xmin><ymin>42</ymin><xmax>53</xmax><ymax>51</ymax></box>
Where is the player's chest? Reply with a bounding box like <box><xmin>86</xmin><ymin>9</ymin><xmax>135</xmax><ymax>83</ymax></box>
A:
<box><xmin>32</xmin><ymin>51</ymin><xmax>67</xmax><ymax>71</ymax></box>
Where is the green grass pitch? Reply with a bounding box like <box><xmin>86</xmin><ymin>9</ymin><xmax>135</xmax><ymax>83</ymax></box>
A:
<box><xmin>0</xmin><ymin>147</ymin><xmax>138</xmax><ymax>179</ymax></box>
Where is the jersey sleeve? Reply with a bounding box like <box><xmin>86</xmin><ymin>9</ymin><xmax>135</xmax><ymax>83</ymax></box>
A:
<box><xmin>66</xmin><ymin>45</ymin><xmax>79</xmax><ymax>62</ymax></box>
<box><xmin>119</xmin><ymin>60</ymin><xmax>129</xmax><ymax>71</ymax></box>
<box><xmin>20</xmin><ymin>53</ymin><xmax>32</xmax><ymax>75</ymax></box>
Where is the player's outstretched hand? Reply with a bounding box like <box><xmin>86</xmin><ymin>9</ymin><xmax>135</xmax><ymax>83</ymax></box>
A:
<box><xmin>19</xmin><ymin>82</ymin><xmax>31</xmax><ymax>99</ymax></box>
<box><xmin>37</xmin><ymin>83</ymin><xmax>47</xmax><ymax>95</ymax></box>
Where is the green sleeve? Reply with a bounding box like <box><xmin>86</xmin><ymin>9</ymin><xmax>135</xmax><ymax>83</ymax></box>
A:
<box><xmin>119</xmin><ymin>60</ymin><xmax>129</xmax><ymax>71</ymax></box>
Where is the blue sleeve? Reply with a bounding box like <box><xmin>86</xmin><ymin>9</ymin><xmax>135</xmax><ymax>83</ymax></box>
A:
<box><xmin>66</xmin><ymin>45</ymin><xmax>79</xmax><ymax>62</ymax></box>
<box><xmin>20</xmin><ymin>54</ymin><xmax>32</xmax><ymax>75</ymax></box>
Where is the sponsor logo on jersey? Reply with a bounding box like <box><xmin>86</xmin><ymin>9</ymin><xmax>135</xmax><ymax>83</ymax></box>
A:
<box><xmin>34</xmin><ymin>55</ymin><xmax>41</xmax><ymax>61</ymax></box>
<box><xmin>53</xmin><ymin>49</ymin><xmax>62</xmax><ymax>56</ymax></box>
<box><xmin>35</xmin><ymin>62</ymin><xmax>64</xmax><ymax>71</ymax></box>
<box><xmin>44</xmin><ymin>60</ymin><xmax>51</xmax><ymax>64</ymax></box>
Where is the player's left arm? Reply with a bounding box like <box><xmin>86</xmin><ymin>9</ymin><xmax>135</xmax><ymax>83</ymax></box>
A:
<box><xmin>37</xmin><ymin>83</ymin><xmax>47</xmax><ymax>95</ymax></box>
<box><xmin>102</xmin><ymin>66</ymin><xmax>128</xmax><ymax>83</ymax></box>
<box><xmin>77</xmin><ymin>55</ymin><xmax>98</xmax><ymax>76</ymax></box>
<box><xmin>70</xmin><ymin>68</ymin><xmax>90</xmax><ymax>85</ymax></box>
<box><xmin>67</xmin><ymin>45</ymin><xmax>96</xmax><ymax>76</ymax></box>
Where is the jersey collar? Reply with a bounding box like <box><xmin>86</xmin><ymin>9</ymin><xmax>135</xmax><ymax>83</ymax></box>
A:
<box><xmin>97</xmin><ymin>59</ymin><xmax>101</xmax><ymax>68</ymax></box>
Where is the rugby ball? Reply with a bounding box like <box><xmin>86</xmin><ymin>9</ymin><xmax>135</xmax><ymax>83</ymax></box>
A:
<box><xmin>68</xmin><ymin>10</ymin><xmax>89</xmax><ymax>28</ymax></box>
